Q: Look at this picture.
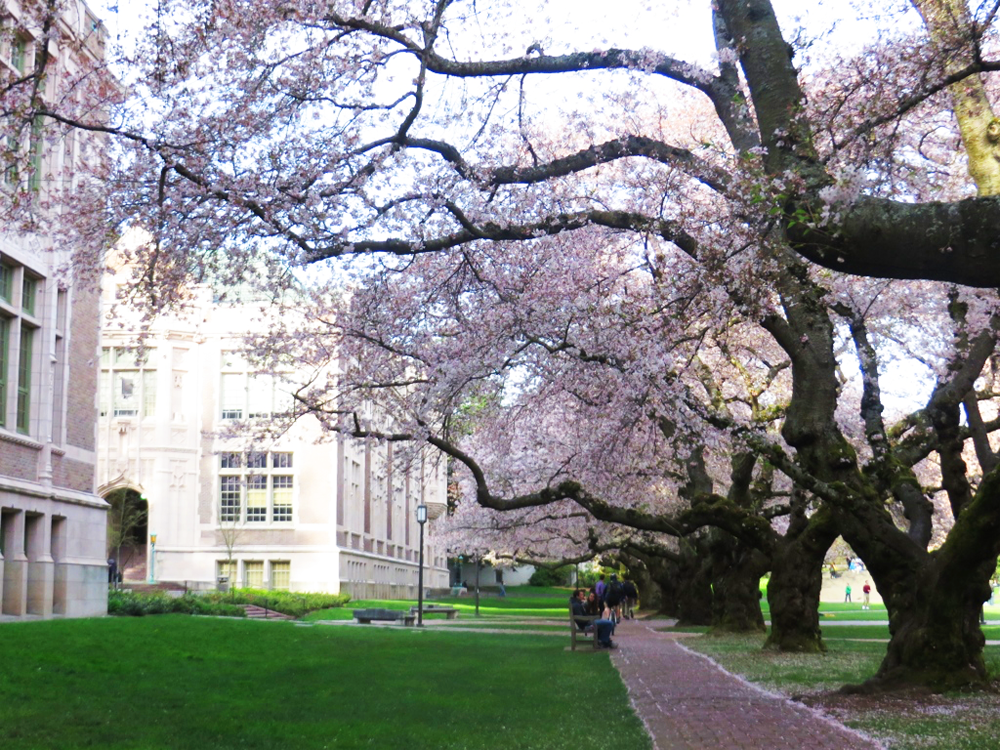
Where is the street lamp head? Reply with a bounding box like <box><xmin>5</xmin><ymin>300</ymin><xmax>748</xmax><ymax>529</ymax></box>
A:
<box><xmin>416</xmin><ymin>504</ymin><xmax>428</xmax><ymax>524</ymax></box>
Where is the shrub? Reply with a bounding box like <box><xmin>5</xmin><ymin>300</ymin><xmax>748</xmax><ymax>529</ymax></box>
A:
<box><xmin>108</xmin><ymin>588</ymin><xmax>351</xmax><ymax>618</ymax></box>
<box><xmin>528</xmin><ymin>566</ymin><xmax>572</xmax><ymax>587</ymax></box>
<box><xmin>200</xmin><ymin>589</ymin><xmax>351</xmax><ymax>618</ymax></box>
<box><xmin>108</xmin><ymin>590</ymin><xmax>246</xmax><ymax>618</ymax></box>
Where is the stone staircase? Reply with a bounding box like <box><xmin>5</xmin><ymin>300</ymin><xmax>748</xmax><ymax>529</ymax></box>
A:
<box><xmin>241</xmin><ymin>604</ymin><xmax>295</xmax><ymax>621</ymax></box>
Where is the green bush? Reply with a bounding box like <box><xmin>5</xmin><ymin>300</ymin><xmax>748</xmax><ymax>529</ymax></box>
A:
<box><xmin>108</xmin><ymin>590</ymin><xmax>246</xmax><ymax>618</ymax></box>
<box><xmin>576</xmin><ymin>569</ymin><xmax>599</xmax><ymax>588</ymax></box>
<box><xmin>528</xmin><ymin>566</ymin><xmax>572</xmax><ymax>587</ymax></box>
<box><xmin>200</xmin><ymin>589</ymin><xmax>351</xmax><ymax>617</ymax></box>
<box><xmin>109</xmin><ymin>588</ymin><xmax>351</xmax><ymax>618</ymax></box>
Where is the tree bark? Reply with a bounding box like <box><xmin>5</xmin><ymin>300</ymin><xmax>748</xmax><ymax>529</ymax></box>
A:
<box><xmin>675</xmin><ymin>537</ymin><xmax>714</xmax><ymax>626</ymax></box>
<box><xmin>709</xmin><ymin>531</ymin><xmax>767</xmax><ymax>633</ymax></box>
<box><xmin>765</xmin><ymin>506</ymin><xmax>838</xmax><ymax>652</ymax></box>
<box><xmin>619</xmin><ymin>553</ymin><xmax>665</xmax><ymax>614</ymax></box>
<box><xmin>870</xmin><ymin>558</ymin><xmax>993</xmax><ymax>690</ymax></box>
<box><xmin>837</xmin><ymin>470</ymin><xmax>1000</xmax><ymax>690</ymax></box>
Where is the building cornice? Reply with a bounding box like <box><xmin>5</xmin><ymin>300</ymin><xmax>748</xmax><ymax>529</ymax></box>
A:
<box><xmin>0</xmin><ymin>478</ymin><xmax>107</xmax><ymax>509</ymax></box>
<box><xmin>0</xmin><ymin>430</ymin><xmax>44</xmax><ymax>451</ymax></box>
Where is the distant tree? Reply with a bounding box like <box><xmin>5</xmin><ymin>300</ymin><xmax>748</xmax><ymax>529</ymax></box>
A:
<box><xmin>105</xmin><ymin>489</ymin><xmax>147</xmax><ymax>579</ymax></box>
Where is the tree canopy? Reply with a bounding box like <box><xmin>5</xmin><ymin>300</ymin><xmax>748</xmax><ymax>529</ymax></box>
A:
<box><xmin>7</xmin><ymin>0</ymin><xmax>1000</xmax><ymax>691</ymax></box>
<box><xmin>5</xmin><ymin>0</ymin><xmax>1000</xmax><ymax>287</ymax></box>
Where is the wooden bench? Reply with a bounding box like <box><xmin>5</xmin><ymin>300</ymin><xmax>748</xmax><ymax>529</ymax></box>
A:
<box><xmin>409</xmin><ymin>605</ymin><xmax>459</xmax><ymax>620</ymax></box>
<box><xmin>569</xmin><ymin>604</ymin><xmax>600</xmax><ymax>651</ymax></box>
<box><xmin>353</xmin><ymin>608</ymin><xmax>416</xmax><ymax>626</ymax></box>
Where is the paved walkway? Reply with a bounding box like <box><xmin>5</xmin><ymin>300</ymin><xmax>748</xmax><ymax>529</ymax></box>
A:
<box><xmin>610</xmin><ymin>617</ymin><xmax>882</xmax><ymax>750</ymax></box>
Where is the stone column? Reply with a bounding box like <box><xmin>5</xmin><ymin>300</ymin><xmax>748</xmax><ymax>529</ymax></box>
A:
<box><xmin>25</xmin><ymin>512</ymin><xmax>54</xmax><ymax>617</ymax></box>
<box><xmin>51</xmin><ymin>515</ymin><xmax>68</xmax><ymax>615</ymax></box>
<box><xmin>2</xmin><ymin>510</ymin><xmax>27</xmax><ymax>616</ymax></box>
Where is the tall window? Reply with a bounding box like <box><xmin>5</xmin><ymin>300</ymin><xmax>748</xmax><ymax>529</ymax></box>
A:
<box><xmin>216</xmin><ymin>559</ymin><xmax>236</xmax><ymax>582</ymax></box>
<box><xmin>219</xmin><ymin>351</ymin><xmax>293</xmax><ymax>421</ymax></box>
<box><xmin>2</xmin><ymin>135</ymin><xmax>17</xmax><ymax>187</ymax></box>
<box><xmin>28</xmin><ymin>118</ymin><xmax>43</xmax><ymax>193</ymax></box>
<box><xmin>0</xmin><ymin>264</ymin><xmax>11</xmax><ymax>302</ymax></box>
<box><xmin>244</xmin><ymin>561</ymin><xmax>264</xmax><ymax>588</ymax></box>
<box><xmin>272</xmin><ymin>476</ymin><xmax>293</xmax><ymax>522</ymax></box>
<box><xmin>246</xmin><ymin>475</ymin><xmax>267</xmax><ymax>522</ymax></box>
<box><xmin>16</xmin><ymin>326</ymin><xmax>32</xmax><ymax>433</ymax></box>
<box><xmin>9</xmin><ymin>35</ymin><xmax>26</xmax><ymax>73</ymax></box>
<box><xmin>100</xmin><ymin>347</ymin><xmax>156</xmax><ymax>418</ymax></box>
<box><xmin>218</xmin><ymin>451</ymin><xmax>294</xmax><ymax>524</ymax></box>
<box><xmin>219</xmin><ymin>476</ymin><xmax>241</xmax><ymax>523</ymax></box>
<box><xmin>270</xmin><ymin>561</ymin><xmax>290</xmax><ymax>591</ymax></box>
<box><xmin>21</xmin><ymin>276</ymin><xmax>35</xmax><ymax>316</ymax></box>
<box><xmin>0</xmin><ymin>317</ymin><xmax>8</xmax><ymax>428</ymax></box>
<box><xmin>0</xmin><ymin>258</ymin><xmax>42</xmax><ymax>435</ymax></box>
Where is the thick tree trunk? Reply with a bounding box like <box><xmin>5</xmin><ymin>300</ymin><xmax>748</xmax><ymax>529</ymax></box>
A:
<box><xmin>872</xmin><ymin>559</ymin><xmax>993</xmax><ymax>690</ymax></box>
<box><xmin>833</xmin><ymin>471</ymin><xmax>1000</xmax><ymax>691</ymax></box>
<box><xmin>619</xmin><ymin>554</ymin><xmax>665</xmax><ymax>613</ymax></box>
<box><xmin>675</xmin><ymin>542</ymin><xmax>714</xmax><ymax>626</ymax></box>
<box><xmin>709</xmin><ymin>532</ymin><xmax>766</xmax><ymax>633</ymax></box>
<box><xmin>765</xmin><ymin>506</ymin><xmax>837</xmax><ymax>652</ymax></box>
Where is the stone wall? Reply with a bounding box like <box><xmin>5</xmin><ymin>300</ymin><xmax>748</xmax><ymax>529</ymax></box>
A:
<box><xmin>65</xmin><ymin>282</ymin><xmax>99</xmax><ymax>452</ymax></box>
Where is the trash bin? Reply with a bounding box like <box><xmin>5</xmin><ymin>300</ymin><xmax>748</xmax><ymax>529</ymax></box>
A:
<box><xmin>217</xmin><ymin>576</ymin><xmax>230</xmax><ymax>593</ymax></box>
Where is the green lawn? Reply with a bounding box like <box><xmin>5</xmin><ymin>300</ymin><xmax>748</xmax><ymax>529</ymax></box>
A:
<box><xmin>820</xmin><ymin>624</ymin><xmax>891</xmax><ymax>640</ymax></box>
<box><xmin>304</xmin><ymin>586</ymin><xmax>576</xmax><ymax>622</ymax></box>
<box><xmin>441</xmin><ymin>622</ymin><xmax>568</xmax><ymax>631</ymax></box>
<box><xmin>687</xmin><ymin>634</ymin><xmax>1000</xmax><ymax>750</ymax></box>
<box><xmin>759</xmin><ymin>601</ymin><xmax>894</xmax><ymax>621</ymax></box>
<box><xmin>0</xmin><ymin>616</ymin><xmax>649</xmax><ymax>750</ymax></box>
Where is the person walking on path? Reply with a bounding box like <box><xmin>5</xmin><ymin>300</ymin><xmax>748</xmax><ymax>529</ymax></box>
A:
<box><xmin>605</xmin><ymin>574</ymin><xmax>625</xmax><ymax>623</ymax></box>
<box><xmin>595</xmin><ymin>574</ymin><xmax>607</xmax><ymax>607</ymax></box>
<box><xmin>622</xmin><ymin>578</ymin><xmax>638</xmax><ymax>619</ymax></box>
<box><xmin>845</xmin><ymin>584</ymin><xmax>852</xmax><ymax>603</ymax></box>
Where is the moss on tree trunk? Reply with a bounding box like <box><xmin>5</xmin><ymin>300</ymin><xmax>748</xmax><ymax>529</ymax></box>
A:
<box><xmin>709</xmin><ymin>532</ymin><xmax>767</xmax><ymax>633</ymax></box>
<box><xmin>764</xmin><ymin>507</ymin><xmax>836</xmax><ymax>652</ymax></box>
<box><xmin>851</xmin><ymin>558</ymin><xmax>993</xmax><ymax>691</ymax></box>
<box><xmin>676</xmin><ymin>539</ymin><xmax>714</xmax><ymax>626</ymax></box>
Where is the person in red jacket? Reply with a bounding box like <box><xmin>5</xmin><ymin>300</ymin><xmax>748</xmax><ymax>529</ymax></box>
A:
<box><xmin>862</xmin><ymin>581</ymin><xmax>872</xmax><ymax>610</ymax></box>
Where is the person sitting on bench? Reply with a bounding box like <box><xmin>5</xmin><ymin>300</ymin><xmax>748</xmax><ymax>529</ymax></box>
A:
<box><xmin>571</xmin><ymin>589</ymin><xmax>616</xmax><ymax>649</ymax></box>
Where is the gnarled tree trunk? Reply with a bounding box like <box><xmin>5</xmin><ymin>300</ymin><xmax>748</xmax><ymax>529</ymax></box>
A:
<box><xmin>618</xmin><ymin>553</ymin><xmax>665</xmax><ymax>613</ymax></box>
<box><xmin>675</xmin><ymin>537</ymin><xmax>714</xmax><ymax>626</ymax></box>
<box><xmin>837</xmin><ymin>472</ymin><xmax>1000</xmax><ymax>690</ymax></box>
<box><xmin>873</xmin><ymin>559</ymin><xmax>992</xmax><ymax>690</ymax></box>
<box><xmin>765</xmin><ymin>505</ymin><xmax>837</xmax><ymax>652</ymax></box>
<box><xmin>709</xmin><ymin>531</ymin><xmax>767</xmax><ymax>633</ymax></box>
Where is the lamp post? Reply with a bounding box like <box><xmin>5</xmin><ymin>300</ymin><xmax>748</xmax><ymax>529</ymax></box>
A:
<box><xmin>148</xmin><ymin>533</ymin><xmax>157</xmax><ymax>584</ymax></box>
<box><xmin>416</xmin><ymin>504</ymin><xmax>427</xmax><ymax>627</ymax></box>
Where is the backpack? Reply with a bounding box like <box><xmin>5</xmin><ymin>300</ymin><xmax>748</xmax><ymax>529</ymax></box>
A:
<box><xmin>606</xmin><ymin>580</ymin><xmax>624</xmax><ymax>605</ymax></box>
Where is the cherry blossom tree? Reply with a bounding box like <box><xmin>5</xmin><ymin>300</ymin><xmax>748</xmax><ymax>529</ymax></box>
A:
<box><xmin>5</xmin><ymin>1</ymin><xmax>1000</xmax><ymax>289</ymax></box>
<box><xmin>257</xmin><ymin>180</ymin><xmax>1000</xmax><ymax>685</ymax></box>
<box><xmin>8</xmin><ymin>0</ymin><xmax>1000</xmax><ymax>691</ymax></box>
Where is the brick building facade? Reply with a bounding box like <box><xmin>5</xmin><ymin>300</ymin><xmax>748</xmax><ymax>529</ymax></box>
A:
<box><xmin>0</xmin><ymin>0</ymin><xmax>109</xmax><ymax>618</ymax></box>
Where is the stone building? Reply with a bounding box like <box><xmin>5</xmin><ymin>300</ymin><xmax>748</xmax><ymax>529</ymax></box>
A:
<box><xmin>0</xmin><ymin>0</ymin><xmax>109</xmax><ymax>618</ymax></box>
<box><xmin>97</xmin><ymin>277</ymin><xmax>450</xmax><ymax>597</ymax></box>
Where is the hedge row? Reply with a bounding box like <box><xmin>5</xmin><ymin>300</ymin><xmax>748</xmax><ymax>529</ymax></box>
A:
<box><xmin>108</xmin><ymin>588</ymin><xmax>351</xmax><ymax>618</ymax></box>
<box><xmin>201</xmin><ymin>589</ymin><xmax>351</xmax><ymax>618</ymax></box>
<box><xmin>108</xmin><ymin>590</ymin><xmax>247</xmax><ymax>617</ymax></box>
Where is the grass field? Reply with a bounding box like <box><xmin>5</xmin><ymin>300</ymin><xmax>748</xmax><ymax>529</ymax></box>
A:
<box><xmin>687</xmin><ymin>634</ymin><xmax>1000</xmax><ymax>750</ymax></box>
<box><xmin>303</xmin><ymin>586</ymin><xmax>573</xmax><ymax>622</ymax></box>
<box><xmin>13</xmin><ymin>585</ymin><xmax>1000</xmax><ymax>750</ymax></box>
<box><xmin>0</xmin><ymin>615</ymin><xmax>650</xmax><ymax>750</ymax></box>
